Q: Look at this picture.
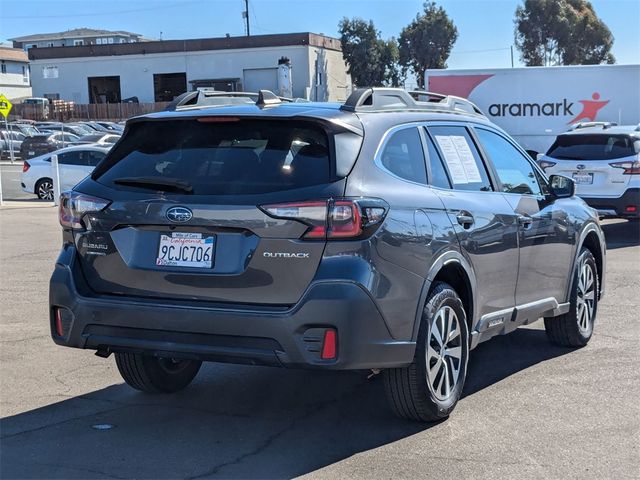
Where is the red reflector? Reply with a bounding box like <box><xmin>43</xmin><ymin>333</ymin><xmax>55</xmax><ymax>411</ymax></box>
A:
<box><xmin>321</xmin><ymin>329</ymin><xmax>337</xmax><ymax>360</ymax></box>
<box><xmin>22</xmin><ymin>161</ymin><xmax>30</xmax><ymax>173</ymax></box>
<box><xmin>197</xmin><ymin>117</ymin><xmax>240</xmax><ymax>123</ymax></box>
<box><xmin>54</xmin><ymin>308</ymin><xmax>64</xmax><ymax>336</ymax></box>
<box><xmin>625</xmin><ymin>205</ymin><xmax>637</xmax><ymax>212</ymax></box>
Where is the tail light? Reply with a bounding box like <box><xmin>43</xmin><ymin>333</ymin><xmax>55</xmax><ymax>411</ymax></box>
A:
<box><xmin>537</xmin><ymin>160</ymin><xmax>556</xmax><ymax>172</ymax></box>
<box><xmin>22</xmin><ymin>161</ymin><xmax>30</xmax><ymax>173</ymax></box>
<box><xmin>59</xmin><ymin>191</ymin><xmax>111</xmax><ymax>229</ymax></box>
<box><xmin>609</xmin><ymin>160</ymin><xmax>640</xmax><ymax>174</ymax></box>
<box><xmin>260</xmin><ymin>198</ymin><xmax>388</xmax><ymax>240</ymax></box>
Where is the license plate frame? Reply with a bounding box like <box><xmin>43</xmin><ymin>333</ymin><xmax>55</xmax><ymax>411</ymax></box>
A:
<box><xmin>572</xmin><ymin>172</ymin><xmax>593</xmax><ymax>185</ymax></box>
<box><xmin>156</xmin><ymin>232</ymin><xmax>215</xmax><ymax>268</ymax></box>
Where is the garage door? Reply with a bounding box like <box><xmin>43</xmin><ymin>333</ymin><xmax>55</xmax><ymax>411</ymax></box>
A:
<box><xmin>243</xmin><ymin>68</ymin><xmax>278</xmax><ymax>93</ymax></box>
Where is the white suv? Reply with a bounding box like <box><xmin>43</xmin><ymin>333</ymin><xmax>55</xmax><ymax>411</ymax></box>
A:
<box><xmin>537</xmin><ymin>125</ymin><xmax>640</xmax><ymax>220</ymax></box>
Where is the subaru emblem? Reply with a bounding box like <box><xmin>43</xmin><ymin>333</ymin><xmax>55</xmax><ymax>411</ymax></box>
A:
<box><xmin>577</xmin><ymin>164</ymin><xmax>586</xmax><ymax>170</ymax></box>
<box><xmin>166</xmin><ymin>206</ymin><xmax>192</xmax><ymax>223</ymax></box>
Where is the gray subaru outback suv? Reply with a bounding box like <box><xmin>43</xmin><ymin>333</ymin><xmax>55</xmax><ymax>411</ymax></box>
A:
<box><xmin>50</xmin><ymin>88</ymin><xmax>605</xmax><ymax>421</ymax></box>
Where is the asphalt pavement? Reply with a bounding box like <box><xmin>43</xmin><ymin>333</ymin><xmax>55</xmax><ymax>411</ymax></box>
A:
<box><xmin>1</xmin><ymin>163</ymin><xmax>38</xmax><ymax>202</ymax></box>
<box><xmin>0</xmin><ymin>205</ymin><xmax>639</xmax><ymax>479</ymax></box>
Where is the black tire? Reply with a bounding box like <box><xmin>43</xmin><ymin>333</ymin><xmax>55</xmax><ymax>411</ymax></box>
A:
<box><xmin>384</xmin><ymin>282</ymin><xmax>469</xmax><ymax>422</ymax></box>
<box><xmin>115</xmin><ymin>352</ymin><xmax>202</xmax><ymax>393</ymax></box>
<box><xmin>544</xmin><ymin>247</ymin><xmax>598</xmax><ymax>347</ymax></box>
<box><xmin>35</xmin><ymin>178</ymin><xmax>54</xmax><ymax>200</ymax></box>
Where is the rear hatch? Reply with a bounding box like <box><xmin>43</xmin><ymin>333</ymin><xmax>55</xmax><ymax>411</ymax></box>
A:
<box><xmin>21</xmin><ymin>135</ymin><xmax>54</xmax><ymax>158</ymax></box>
<box><xmin>542</xmin><ymin>132</ymin><xmax>639</xmax><ymax>197</ymax></box>
<box><xmin>71</xmin><ymin>115</ymin><xmax>362</xmax><ymax>305</ymax></box>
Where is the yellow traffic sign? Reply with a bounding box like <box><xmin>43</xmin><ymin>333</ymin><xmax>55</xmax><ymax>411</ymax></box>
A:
<box><xmin>0</xmin><ymin>94</ymin><xmax>13</xmax><ymax>118</ymax></box>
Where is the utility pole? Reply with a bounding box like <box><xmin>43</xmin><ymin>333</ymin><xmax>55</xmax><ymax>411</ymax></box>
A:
<box><xmin>243</xmin><ymin>0</ymin><xmax>250</xmax><ymax>36</ymax></box>
<box><xmin>510</xmin><ymin>45</ymin><xmax>514</xmax><ymax>68</ymax></box>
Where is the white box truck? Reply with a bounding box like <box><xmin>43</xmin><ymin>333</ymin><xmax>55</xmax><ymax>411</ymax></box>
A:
<box><xmin>424</xmin><ymin>64</ymin><xmax>640</xmax><ymax>155</ymax></box>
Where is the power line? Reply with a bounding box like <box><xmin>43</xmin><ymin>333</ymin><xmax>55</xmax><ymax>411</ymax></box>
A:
<box><xmin>450</xmin><ymin>47</ymin><xmax>512</xmax><ymax>55</ymax></box>
<box><xmin>2</xmin><ymin>1</ymin><xmax>199</xmax><ymax>19</ymax></box>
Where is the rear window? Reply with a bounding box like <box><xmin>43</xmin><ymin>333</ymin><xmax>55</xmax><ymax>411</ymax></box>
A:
<box><xmin>547</xmin><ymin>134</ymin><xmax>639</xmax><ymax>160</ymax></box>
<box><xmin>95</xmin><ymin>119</ymin><xmax>331</xmax><ymax>195</ymax></box>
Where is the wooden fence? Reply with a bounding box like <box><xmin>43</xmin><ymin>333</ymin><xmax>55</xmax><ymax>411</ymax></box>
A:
<box><xmin>9</xmin><ymin>102</ymin><xmax>170</xmax><ymax>122</ymax></box>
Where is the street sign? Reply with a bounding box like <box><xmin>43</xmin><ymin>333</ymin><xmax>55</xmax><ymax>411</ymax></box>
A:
<box><xmin>0</xmin><ymin>94</ymin><xmax>13</xmax><ymax>118</ymax></box>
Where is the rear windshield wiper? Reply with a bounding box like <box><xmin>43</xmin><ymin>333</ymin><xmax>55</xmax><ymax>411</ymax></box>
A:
<box><xmin>113</xmin><ymin>176</ymin><xmax>193</xmax><ymax>193</ymax></box>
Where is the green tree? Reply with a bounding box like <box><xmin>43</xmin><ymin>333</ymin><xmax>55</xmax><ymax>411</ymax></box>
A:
<box><xmin>338</xmin><ymin>17</ymin><xmax>403</xmax><ymax>87</ymax></box>
<box><xmin>515</xmin><ymin>0</ymin><xmax>615</xmax><ymax>66</ymax></box>
<box><xmin>398</xmin><ymin>2</ymin><xmax>458</xmax><ymax>88</ymax></box>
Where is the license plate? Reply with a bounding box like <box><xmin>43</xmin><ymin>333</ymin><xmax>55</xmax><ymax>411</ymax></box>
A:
<box><xmin>156</xmin><ymin>232</ymin><xmax>215</xmax><ymax>268</ymax></box>
<box><xmin>28</xmin><ymin>151</ymin><xmax>35</xmax><ymax>155</ymax></box>
<box><xmin>572</xmin><ymin>172</ymin><xmax>593</xmax><ymax>184</ymax></box>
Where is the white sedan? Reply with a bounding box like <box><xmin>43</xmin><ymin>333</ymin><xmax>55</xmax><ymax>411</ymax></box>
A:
<box><xmin>21</xmin><ymin>145</ymin><xmax>111</xmax><ymax>200</ymax></box>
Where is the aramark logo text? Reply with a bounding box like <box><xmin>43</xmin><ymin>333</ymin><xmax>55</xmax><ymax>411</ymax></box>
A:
<box><xmin>487</xmin><ymin>92</ymin><xmax>609</xmax><ymax>124</ymax></box>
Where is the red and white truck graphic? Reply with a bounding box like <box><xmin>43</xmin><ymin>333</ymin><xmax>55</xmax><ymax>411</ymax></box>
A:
<box><xmin>425</xmin><ymin>64</ymin><xmax>640</xmax><ymax>155</ymax></box>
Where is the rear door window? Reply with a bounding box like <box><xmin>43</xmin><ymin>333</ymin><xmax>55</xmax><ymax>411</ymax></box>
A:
<box><xmin>547</xmin><ymin>134</ymin><xmax>639</xmax><ymax>160</ymax></box>
<box><xmin>379</xmin><ymin>127</ymin><xmax>427</xmax><ymax>184</ymax></box>
<box><xmin>428</xmin><ymin>125</ymin><xmax>493</xmax><ymax>192</ymax></box>
<box><xmin>58</xmin><ymin>151</ymin><xmax>83</xmax><ymax>165</ymax></box>
<box><xmin>95</xmin><ymin>119</ymin><xmax>331</xmax><ymax>195</ymax></box>
<box><xmin>422</xmin><ymin>129</ymin><xmax>451</xmax><ymax>189</ymax></box>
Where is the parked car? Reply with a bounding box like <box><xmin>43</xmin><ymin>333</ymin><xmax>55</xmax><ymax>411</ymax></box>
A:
<box><xmin>80</xmin><ymin>121</ymin><xmax>113</xmax><ymax>133</ymax></box>
<box><xmin>0</xmin><ymin>130</ymin><xmax>26</xmax><ymax>159</ymax></box>
<box><xmin>20</xmin><ymin>132</ymin><xmax>80</xmax><ymax>159</ymax></box>
<box><xmin>537</xmin><ymin>124</ymin><xmax>640</xmax><ymax>220</ymax></box>
<box><xmin>50</xmin><ymin>88</ymin><xmax>605</xmax><ymax>422</ymax></box>
<box><xmin>99</xmin><ymin>121</ymin><xmax>124</xmax><ymax>132</ymax></box>
<box><xmin>21</xmin><ymin>145</ymin><xmax>110</xmax><ymax>199</ymax></box>
<box><xmin>72</xmin><ymin>133</ymin><xmax>121</xmax><ymax>146</ymax></box>
<box><xmin>9</xmin><ymin>123</ymin><xmax>40</xmax><ymax>137</ymax></box>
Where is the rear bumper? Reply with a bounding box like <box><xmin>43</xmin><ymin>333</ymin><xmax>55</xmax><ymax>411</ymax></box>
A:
<box><xmin>49</xmin><ymin>247</ymin><xmax>415</xmax><ymax>370</ymax></box>
<box><xmin>581</xmin><ymin>188</ymin><xmax>640</xmax><ymax>218</ymax></box>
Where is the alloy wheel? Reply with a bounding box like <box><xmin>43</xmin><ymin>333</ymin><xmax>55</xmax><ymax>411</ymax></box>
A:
<box><xmin>38</xmin><ymin>181</ymin><xmax>54</xmax><ymax>200</ymax></box>
<box><xmin>576</xmin><ymin>260</ymin><xmax>595</xmax><ymax>335</ymax></box>
<box><xmin>426</xmin><ymin>305</ymin><xmax>463</xmax><ymax>401</ymax></box>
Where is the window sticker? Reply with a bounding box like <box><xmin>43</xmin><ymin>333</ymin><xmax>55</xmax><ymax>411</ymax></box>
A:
<box><xmin>450</xmin><ymin>136</ymin><xmax>482</xmax><ymax>183</ymax></box>
<box><xmin>434</xmin><ymin>135</ymin><xmax>469</xmax><ymax>184</ymax></box>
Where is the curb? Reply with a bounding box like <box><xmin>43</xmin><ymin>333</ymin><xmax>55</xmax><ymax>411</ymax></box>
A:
<box><xmin>0</xmin><ymin>201</ymin><xmax>55</xmax><ymax>209</ymax></box>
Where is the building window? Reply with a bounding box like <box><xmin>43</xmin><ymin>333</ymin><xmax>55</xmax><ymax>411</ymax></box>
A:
<box><xmin>107</xmin><ymin>37</ymin><xmax>114</xmax><ymax>44</ymax></box>
<box><xmin>22</xmin><ymin>65</ymin><xmax>28</xmax><ymax>82</ymax></box>
<box><xmin>74</xmin><ymin>40</ymin><xmax>84</xmax><ymax>46</ymax></box>
<box><xmin>1</xmin><ymin>62</ymin><xmax>6</xmax><ymax>74</ymax></box>
<box><xmin>47</xmin><ymin>42</ymin><xmax>54</xmax><ymax>47</ymax></box>
<box><xmin>120</xmin><ymin>38</ymin><xmax>127</xmax><ymax>43</ymax></box>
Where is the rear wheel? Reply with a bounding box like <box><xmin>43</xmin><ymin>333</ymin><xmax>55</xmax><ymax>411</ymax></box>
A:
<box><xmin>384</xmin><ymin>282</ymin><xmax>469</xmax><ymax>422</ymax></box>
<box><xmin>544</xmin><ymin>247</ymin><xmax>598</xmax><ymax>347</ymax></box>
<box><xmin>35</xmin><ymin>178</ymin><xmax>54</xmax><ymax>200</ymax></box>
<box><xmin>115</xmin><ymin>352</ymin><xmax>201</xmax><ymax>393</ymax></box>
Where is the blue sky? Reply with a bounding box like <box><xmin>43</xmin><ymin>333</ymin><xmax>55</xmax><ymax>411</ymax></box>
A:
<box><xmin>1</xmin><ymin>0</ymin><xmax>638</xmax><ymax>69</ymax></box>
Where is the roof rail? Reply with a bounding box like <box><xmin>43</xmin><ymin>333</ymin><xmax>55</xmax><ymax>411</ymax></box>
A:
<box><xmin>408</xmin><ymin>90</ymin><xmax>484</xmax><ymax>115</ymax></box>
<box><xmin>165</xmin><ymin>89</ymin><xmax>296</xmax><ymax>111</ymax></box>
<box><xmin>568</xmin><ymin>121</ymin><xmax>618</xmax><ymax>131</ymax></box>
<box><xmin>340</xmin><ymin>88</ymin><xmax>485</xmax><ymax>116</ymax></box>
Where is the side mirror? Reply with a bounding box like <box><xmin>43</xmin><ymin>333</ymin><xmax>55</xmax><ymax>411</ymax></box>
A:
<box><xmin>549</xmin><ymin>174</ymin><xmax>575</xmax><ymax>198</ymax></box>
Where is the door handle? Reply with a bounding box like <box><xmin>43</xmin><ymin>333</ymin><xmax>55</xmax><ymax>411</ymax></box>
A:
<box><xmin>517</xmin><ymin>215</ymin><xmax>533</xmax><ymax>229</ymax></box>
<box><xmin>456</xmin><ymin>211</ymin><xmax>474</xmax><ymax>229</ymax></box>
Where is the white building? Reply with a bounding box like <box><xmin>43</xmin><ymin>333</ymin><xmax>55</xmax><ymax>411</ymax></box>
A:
<box><xmin>0</xmin><ymin>47</ymin><xmax>31</xmax><ymax>100</ymax></box>
<box><xmin>28</xmin><ymin>33</ymin><xmax>351</xmax><ymax>104</ymax></box>
<box><xmin>9</xmin><ymin>28</ymin><xmax>144</xmax><ymax>51</ymax></box>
